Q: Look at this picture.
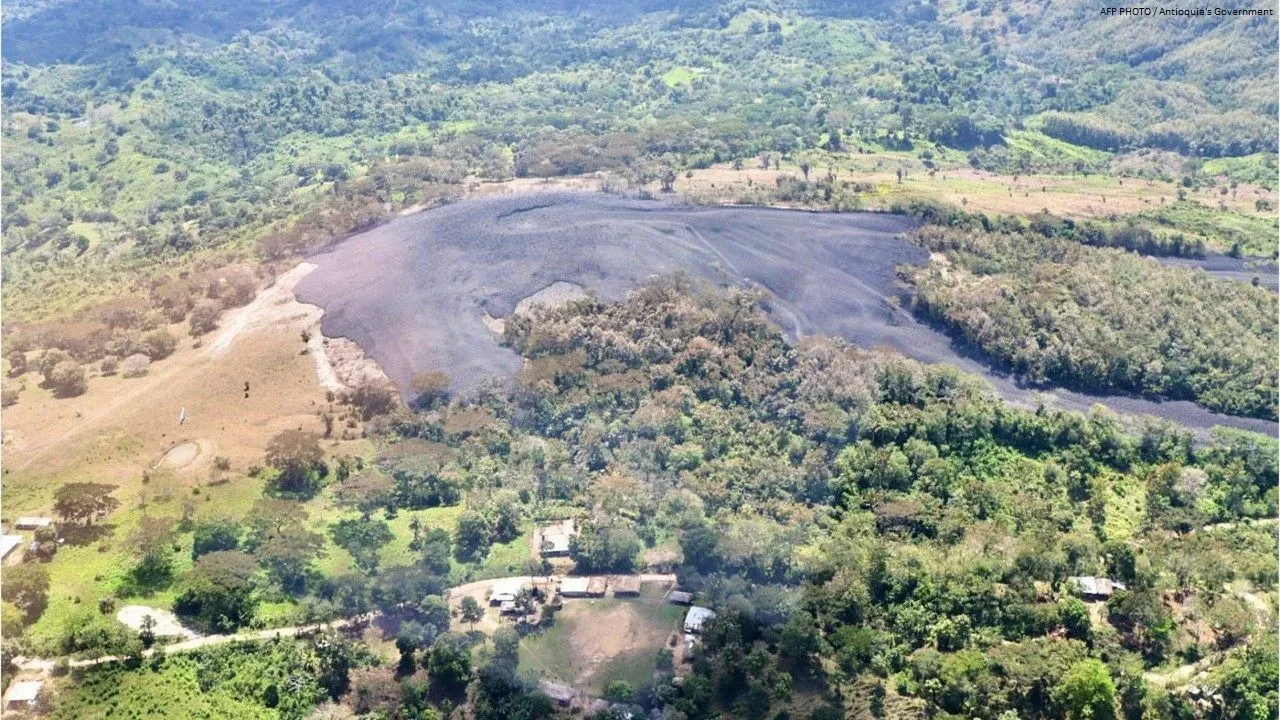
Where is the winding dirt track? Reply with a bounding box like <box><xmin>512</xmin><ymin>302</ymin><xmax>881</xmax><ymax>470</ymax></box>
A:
<box><xmin>10</xmin><ymin>574</ymin><xmax>676</xmax><ymax>673</ymax></box>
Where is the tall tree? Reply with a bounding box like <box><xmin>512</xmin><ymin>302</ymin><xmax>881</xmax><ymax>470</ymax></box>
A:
<box><xmin>2</xmin><ymin>565</ymin><xmax>50</xmax><ymax>620</ymax></box>
<box><xmin>454</xmin><ymin>511</ymin><xmax>492</xmax><ymax>562</ymax></box>
<box><xmin>460</xmin><ymin>596</ymin><xmax>484</xmax><ymax>631</ymax></box>
<box><xmin>333</xmin><ymin>472</ymin><xmax>394</xmax><ymax>519</ymax></box>
<box><xmin>265</xmin><ymin>429</ymin><xmax>327</xmax><ymax>497</ymax></box>
<box><xmin>128</xmin><ymin>515</ymin><xmax>177</xmax><ymax>582</ymax></box>
<box><xmin>426</xmin><ymin>632</ymin><xmax>472</xmax><ymax>690</ymax></box>
<box><xmin>53</xmin><ymin>482</ymin><xmax>120</xmax><ymax>526</ymax></box>
<box><xmin>330</xmin><ymin>517</ymin><xmax>393</xmax><ymax>573</ymax></box>
<box><xmin>1055</xmin><ymin>659</ymin><xmax>1118</xmax><ymax>720</ymax></box>
<box><xmin>175</xmin><ymin>550</ymin><xmax>258</xmax><ymax>632</ymax></box>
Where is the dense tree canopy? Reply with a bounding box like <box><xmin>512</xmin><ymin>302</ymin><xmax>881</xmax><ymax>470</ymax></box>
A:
<box><xmin>3</xmin><ymin>0</ymin><xmax>1275</xmax><ymax>321</ymax></box>
<box><xmin>905</xmin><ymin>226</ymin><xmax>1279</xmax><ymax>419</ymax></box>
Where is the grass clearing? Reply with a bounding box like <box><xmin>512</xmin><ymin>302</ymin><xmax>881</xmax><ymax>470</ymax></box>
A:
<box><xmin>1003</xmin><ymin>129</ymin><xmax>1110</xmax><ymax>167</ymax></box>
<box><xmin>1200</xmin><ymin>152</ymin><xmax>1280</xmax><ymax>189</ymax></box>
<box><xmin>1135</xmin><ymin>200</ymin><xmax>1279</xmax><ymax>256</ymax></box>
<box><xmin>660</xmin><ymin>67</ymin><xmax>698</xmax><ymax>88</ymax></box>
<box><xmin>1103</xmin><ymin>472</ymin><xmax>1148</xmax><ymax>542</ymax></box>
<box><xmin>518</xmin><ymin>582</ymin><xmax>682</xmax><ymax>695</ymax></box>
<box><xmin>476</xmin><ymin>528</ymin><xmax>535</xmax><ymax>579</ymax></box>
<box><xmin>679</xmin><ymin>153</ymin><xmax>1277</xmax><ymax>255</ymax></box>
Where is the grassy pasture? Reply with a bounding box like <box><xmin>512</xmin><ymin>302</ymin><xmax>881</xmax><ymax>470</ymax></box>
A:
<box><xmin>518</xmin><ymin>581</ymin><xmax>682</xmax><ymax>696</ymax></box>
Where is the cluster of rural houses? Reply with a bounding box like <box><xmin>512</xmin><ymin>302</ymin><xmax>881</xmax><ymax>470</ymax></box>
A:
<box><xmin>485</xmin><ymin>574</ymin><xmax>651</xmax><ymax>616</ymax></box>
<box><xmin>1</xmin><ymin>517</ymin><xmax>55</xmax><ymax>712</ymax></box>
<box><xmin>0</xmin><ymin>515</ymin><xmax>53</xmax><ymax>565</ymax></box>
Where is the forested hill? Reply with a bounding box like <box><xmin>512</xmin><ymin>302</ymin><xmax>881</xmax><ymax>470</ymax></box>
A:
<box><xmin>2</xmin><ymin>0</ymin><xmax>1275</xmax><ymax>318</ymax></box>
<box><xmin>956</xmin><ymin>0</ymin><xmax>1278</xmax><ymax>158</ymax></box>
<box><xmin>3</xmin><ymin>0</ymin><xmax>1272</xmax><ymax>154</ymax></box>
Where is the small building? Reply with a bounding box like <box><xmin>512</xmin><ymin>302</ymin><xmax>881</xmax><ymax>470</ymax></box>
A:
<box><xmin>559</xmin><ymin>577</ymin><xmax>591</xmax><ymax>597</ymax></box>
<box><xmin>682</xmin><ymin>633</ymin><xmax>698</xmax><ymax>661</ymax></box>
<box><xmin>538</xmin><ymin>680</ymin><xmax>576</xmax><ymax>707</ymax></box>
<box><xmin>587</xmin><ymin>699</ymin><xmax>636</xmax><ymax>719</ymax></box>
<box><xmin>540</xmin><ymin>532</ymin><xmax>572</xmax><ymax>557</ymax></box>
<box><xmin>539</xmin><ymin>519</ymin><xmax>578</xmax><ymax>558</ymax></box>
<box><xmin>15</xmin><ymin>517</ymin><xmax>53</xmax><ymax>530</ymax></box>
<box><xmin>559</xmin><ymin>576</ymin><xmax>606</xmax><ymax>598</ymax></box>
<box><xmin>0</xmin><ymin>535</ymin><xmax>23</xmax><ymax>560</ymax></box>
<box><xmin>4</xmin><ymin>679</ymin><xmax>43</xmax><ymax>711</ymax></box>
<box><xmin>684</xmin><ymin>606</ymin><xmax>716</xmax><ymax>634</ymax></box>
<box><xmin>586</xmin><ymin>577</ymin><xmax>607</xmax><ymax>597</ymax></box>
<box><xmin>611</xmin><ymin>575</ymin><xmax>641</xmax><ymax>597</ymax></box>
<box><xmin>667</xmin><ymin>590</ymin><xmax>693</xmax><ymax>606</ymax></box>
<box><xmin>1069</xmin><ymin>576</ymin><xmax>1127</xmax><ymax>601</ymax></box>
<box><xmin>489</xmin><ymin>577</ymin><xmax>528</xmax><ymax>606</ymax></box>
<box><xmin>498</xmin><ymin>600</ymin><xmax>519</xmax><ymax>616</ymax></box>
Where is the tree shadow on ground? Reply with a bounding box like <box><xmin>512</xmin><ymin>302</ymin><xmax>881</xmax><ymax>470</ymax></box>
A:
<box><xmin>59</xmin><ymin>522</ymin><xmax>113</xmax><ymax>547</ymax></box>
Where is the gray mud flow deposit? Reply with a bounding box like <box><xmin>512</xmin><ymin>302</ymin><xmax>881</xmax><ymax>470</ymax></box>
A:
<box><xmin>296</xmin><ymin>192</ymin><xmax>1274</xmax><ymax>436</ymax></box>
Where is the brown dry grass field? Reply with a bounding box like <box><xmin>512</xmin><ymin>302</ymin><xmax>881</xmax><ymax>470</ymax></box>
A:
<box><xmin>0</xmin><ymin>266</ymin><xmax>373</xmax><ymax>648</ymax></box>
<box><xmin>680</xmin><ymin>161</ymin><xmax>1277</xmax><ymax>220</ymax></box>
<box><xmin>2</xmin><ymin>267</ymin><xmax>334</xmax><ymax>504</ymax></box>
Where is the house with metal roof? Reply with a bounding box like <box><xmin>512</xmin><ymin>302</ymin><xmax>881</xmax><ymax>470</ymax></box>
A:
<box><xmin>1</xmin><ymin>535</ymin><xmax>23</xmax><ymax>561</ymax></box>
<box><xmin>538</xmin><ymin>680</ymin><xmax>577</xmax><ymax>706</ymax></box>
<box><xmin>586</xmin><ymin>577</ymin><xmax>607</xmax><ymax>597</ymax></box>
<box><xmin>539</xmin><ymin>519</ymin><xmax>578</xmax><ymax>557</ymax></box>
<box><xmin>683</xmin><ymin>606</ymin><xmax>716</xmax><ymax>633</ymax></box>
<box><xmin>610</xmin><ymin>575</ymin><xmax>641</xmax><ymax>596</ymax></box>
<box><xmin>667</xmin><ymin>590</ymin><xmax>693</xmax><ymax>605</ymax></box>
<box><xmin>488</xmin><ymin>577</ymin><xmax>529</xmax><ymax>606</ymax></box>
<box><xmin>559</xmin><ymin>576</ymin><xmax>591</xmax><ymax>597</ymax></box>
<box><xmin>558</xmin><ymin>576</ymin><xmax>606</xmax><ymax>598</ymax></box>
<box><xmin>1068</xmin><ymin>576</ymin><xmax>1127</xmax><ymax>600</ymax></box>
<box><xmin>15</xmin><ymin>517</ymin><xmax>53</xmax><ymax>530</ymax></box>
<box><xmin>4</xmin><ymin>679</ymin><xmax>43</xmax><ymax>711</ymax></box>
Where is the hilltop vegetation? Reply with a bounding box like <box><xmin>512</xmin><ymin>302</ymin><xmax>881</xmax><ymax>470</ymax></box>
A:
<box><xmin>0</xmin><ymin>1</ymin><xmax>1277</xmax><ymax>717</ymax></box>
<box><xmin>904</xmin><ymin>225</ymin><xmax>1279</xmax><ymax>419</ymax></box>
<box><xmin>2</xmin><ymin>0</ymin><xmax>1277</xmax><ymax>319</ymax></box>
<box><xmin>14</xmin><ymin>279</ymin><xmax>1276</xmax><ymax>719</ymax></box>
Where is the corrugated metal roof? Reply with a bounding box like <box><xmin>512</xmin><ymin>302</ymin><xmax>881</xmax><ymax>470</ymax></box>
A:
<box><xmin>5</xmin><ymin>680</ymin><xmax>43</xmax><ymax>703</ymax></box>
<box><xmin>560</xmin><ymin>577</ymin><xmax>589</xmax><ymax>592</ymax></box>
<box><xmin>0</xmin><ymin>535</ymin><xmax>22</xmax><ymax>558</ymax></box>
<box><xmin>684</xmin><ymin>606</ymin><xmax>716</xmax><ymax>632</ymax></box>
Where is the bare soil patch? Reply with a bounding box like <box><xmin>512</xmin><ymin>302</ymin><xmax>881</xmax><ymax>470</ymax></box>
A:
<box><xmin>116</xmin><ymin>605</ymin><xmax>198</xmax><ymax>639</ymax></box>
<box><xmin>159</xmin><ymin>440</ymin><xmax>207</xmax><ymax>470</ymax></box>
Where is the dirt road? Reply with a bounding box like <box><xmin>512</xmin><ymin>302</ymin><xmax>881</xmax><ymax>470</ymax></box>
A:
<box><xmin>12</xmin><ymin>574</ymin><xmax>677</xmax><ymax>673</ymax></box>
<box><xmin>4</xmin><ymin>262</ymin><xmax>332</xmax><ymax>474</ymax></box>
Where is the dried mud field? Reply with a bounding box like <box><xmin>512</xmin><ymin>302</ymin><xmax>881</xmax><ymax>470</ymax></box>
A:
<box><xmin>297</xmin><ymin>191</ymin><xmax>1276</xmax><ymax>435</ymax></box>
